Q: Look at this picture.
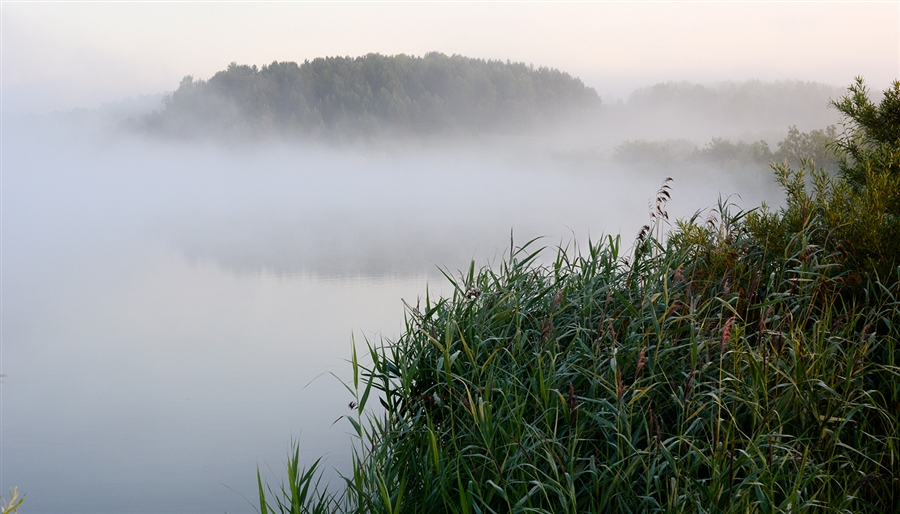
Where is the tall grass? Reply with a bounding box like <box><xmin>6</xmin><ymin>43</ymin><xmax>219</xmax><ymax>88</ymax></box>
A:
<box><xmin>258</xmin><ymin>195</ymin><xmax>898</xmax><ymax>513</ymax></box>
<box><xmin>258</xmin><ymin>78</ymin><xmax>899</xmax><ymax>512</ymax></box>
<box><xmin>0</xmin><ymin>488</ymin><xmax>24</xmax><ymax>514</ymax></box>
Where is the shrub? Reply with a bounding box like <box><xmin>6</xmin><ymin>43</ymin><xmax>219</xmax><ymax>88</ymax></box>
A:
<box><xmin>748</xmin><ymin>78</ymin><xmax>900</xmax><ymax>288</ymax></box>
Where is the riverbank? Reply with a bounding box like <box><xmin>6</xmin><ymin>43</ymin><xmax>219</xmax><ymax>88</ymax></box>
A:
<box><xmin>259</xmin><ymin>79</ymin><xmax>900</xmax><ymax>513</ymax></box>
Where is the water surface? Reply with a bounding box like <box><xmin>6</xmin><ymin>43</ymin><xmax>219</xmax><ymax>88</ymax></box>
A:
<box><xmin>1</xmin><ymin>113</ymin><xmax>777</xmax><ymax>513</ymax></box>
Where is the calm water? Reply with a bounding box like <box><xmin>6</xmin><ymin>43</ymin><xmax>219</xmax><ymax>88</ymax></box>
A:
<box><xmin>1</xmin><ymin>113</ymin><xmax>776</xmax><ymax>513</ymax></box>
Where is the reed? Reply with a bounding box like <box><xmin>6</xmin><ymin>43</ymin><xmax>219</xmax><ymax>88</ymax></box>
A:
<box><xmin>258</xmin><ymin>79</ymin><xmax>900</xmax><ymax>512</ymax></box>
<box><xmin>0</xmin><ymin>488</ymin><xmax>23</xmax><ymax>514</ymax></box>
<box><xmin>258</xmin><ymin>200</ymin><xmax>898</xmax><ymax>512</ymax></box>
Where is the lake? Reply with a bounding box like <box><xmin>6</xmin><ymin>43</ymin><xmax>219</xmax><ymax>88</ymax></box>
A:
<box><xmin>0</xmin><ymin>113</ymin><xmax>777</xmax><ymax>513</ymax></box>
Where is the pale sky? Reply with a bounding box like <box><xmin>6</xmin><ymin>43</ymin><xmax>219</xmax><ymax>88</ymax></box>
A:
<box><xmin>2</xmin><ymin>1</ymin><xmax>898</xmax><ymax>114</ymax></box>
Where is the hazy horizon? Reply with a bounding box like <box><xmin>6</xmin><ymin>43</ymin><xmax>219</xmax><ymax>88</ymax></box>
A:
<box><xmin>2</xmin><ymin>2</ymin><xmax>897</xmax><ymax>115</ymax></box>
<box><xmin>2</xmin><ymin>3</ymin><xmax>898</xmax><ymax>513</ymax></box>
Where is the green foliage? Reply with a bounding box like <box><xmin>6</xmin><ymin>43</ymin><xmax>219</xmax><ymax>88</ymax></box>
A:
<box><xmin>773</xmin><ymin>125</ymin><xmax>839</xmax><ymax>172</ymax></box>
<box><xmin>258</xmin><ymin>78</ymin><xmax>899</xmax><ymax>513</ymax></box>
<box><xmin>381</xmin><ymin>204</ymin><xmax>895</xmax><ymax>512</ymax></box>
<box><xmin>613</xmin><ymin>137</ymin><xmax>775</xmax><ymax>172</ymax></box>
<box><xmin>748</xmin><ymin>79</ymin><xmax>900</xmax><ymax>284</ymax></box>
<box><xmin>831</xmin><ymin>78</ymin><xmax>900</xmax><ymax>190</ymax></box>
<box><xmin>257</xmin><ymin>442</ymin><xmax>339</xmax><ymax>514</ymax></box>
<box><xmin>696</xmin><ymin>138</ymin><xmax>774</xmax><ymax>167</ymax></box>
<box><xmin>613</xmin><ymin>126</ymin><xmax>839</xmax><ymax>174</ymax></box>
<box><xmin>141</xmin><ymin>53</ymin><xmax>600</xmax><ymax>140</ymax></box>
<box><xmin>263</xmin><ymin>223</ymin><xmax>898</xmax><ymax>512</ymax></box>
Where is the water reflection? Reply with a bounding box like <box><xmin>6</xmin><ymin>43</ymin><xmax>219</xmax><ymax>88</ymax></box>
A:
<box><xmin>1</xmin><ymin>114</ymin><xmax>778</xmax><ymax>513</ymax></box>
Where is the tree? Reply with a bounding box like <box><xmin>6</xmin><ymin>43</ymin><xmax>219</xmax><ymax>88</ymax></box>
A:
<box><xmin>139</xmin><ymin>53</ymin><xmax>601</xmax><ymax>140</ymax></box>
<box><xmin>749</xmin><ymin>78</ymin><xmax>900</xmax><ymax>285</ymax></box>
<box><xmin>831</xmin><ymin>77</ymin><xmax>900</xmax><ymax>191</ymax></box>
<box><xmin>774</xmin><ymin>124</ymin><xmax>839</xmax><ymax>172</ymax></box>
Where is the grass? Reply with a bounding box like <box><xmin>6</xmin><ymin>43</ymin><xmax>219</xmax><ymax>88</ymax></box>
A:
<box><xmin>257</xmin><ymin>79</ymin><xmax>900</xmax><ymax>512</ymax></box>
<box><xmin>1</xmin><ymin>488</ymin><xmax>24</xmax><ymax>514</ymax></box>
<box><xmin>257</xmin><ymin>196</ymin><xmax>899</xmax><ymax>513</ymax></box>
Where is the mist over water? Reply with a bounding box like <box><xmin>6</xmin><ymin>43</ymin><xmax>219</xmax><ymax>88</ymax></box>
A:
<box><xmin>3</xmin><ymin>92</ymin><xmax>798</xmax><ymax>512</ymax></box>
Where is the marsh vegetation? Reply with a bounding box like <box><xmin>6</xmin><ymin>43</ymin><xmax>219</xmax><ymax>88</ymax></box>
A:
<box><xmin>7</xmin><ymin>52</ymin><xmax>890</xmax><ymax>513</ymax></box>
<box><xmin>257</xmin><ymin>79</ymin><xmax>899</xmax><ymax>513</ymax></box>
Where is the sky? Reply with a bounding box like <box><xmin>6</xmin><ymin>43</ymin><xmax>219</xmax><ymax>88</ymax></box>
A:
<box><xmin>1</xmin><ymin>1</ymin><xmax>898</xmax><ymax>114</ymax></box>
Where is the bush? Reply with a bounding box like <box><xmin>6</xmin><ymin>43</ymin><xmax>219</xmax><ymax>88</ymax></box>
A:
<box><xmin>749</xmin><ymin>78</ymin><xmax>900</xmax><ymax>287</ymax></box>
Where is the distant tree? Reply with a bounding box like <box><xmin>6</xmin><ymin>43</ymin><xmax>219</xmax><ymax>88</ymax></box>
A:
<box><xmin>695</xmin><ymin>138</ymin><xmax>773</xmax><ymax>166</ymax></box>
<box><xmin>139</xmin><ymin>53</ymin><xmax>601</xmax><ymax>140</ymax></box>
<box><xmin>612</xmin><ymin>139</ymin><xmax>696</xmax><ymax>169</ymax></box>
<box><xmin>613</xmin><ymin>137</ymin><xmax>774</xmax><ymax>171</ymax></box>
<box><xmin>774</xmin><ymin>125</ymin><xmax>839</xmax><ymax>172</ymax></box>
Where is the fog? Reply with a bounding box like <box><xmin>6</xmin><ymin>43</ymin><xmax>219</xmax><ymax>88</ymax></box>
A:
<box><xmin>4</xmin><ymin>2</ymin><xmax>897</xmax><ymax>115</ymax></box>
<box><xmin>7</xmin><ymin>90</ymin><xmax>807</xmax><ymax>277</ymax></box>
<box><xmin>1</xmin><ymin>76</ymin><xmax>845</xmax><ymax>513</ymax></box>
<box><xmin>4</xmin><ymin>2</ymin><xmax>897</xmax><ymax>510</ymax></box>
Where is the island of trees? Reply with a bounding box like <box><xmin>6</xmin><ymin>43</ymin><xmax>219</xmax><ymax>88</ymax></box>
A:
<box><xmin>139</xmin><ymin>52</ymin><xmax>600</xmax><ymax>140</ymax></box>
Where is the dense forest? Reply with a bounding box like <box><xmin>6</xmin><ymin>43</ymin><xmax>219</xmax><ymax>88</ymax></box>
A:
<box><xmin>138</xmin><ymin>52</ymin><xmax>600</xmax><ymax>140</ymax></box>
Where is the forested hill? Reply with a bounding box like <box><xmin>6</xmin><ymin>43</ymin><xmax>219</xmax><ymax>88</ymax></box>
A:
<box><xmin>138</xmin><ymin>52</ymin><xmax>601</xmax><ymax>140</ymax></box>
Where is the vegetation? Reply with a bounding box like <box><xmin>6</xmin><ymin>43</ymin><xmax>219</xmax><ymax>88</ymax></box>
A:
<box><xmin>0</xmin><ymin>488</ymin><xmax>23</xmax><ymax>514</ymax></box>
<box><xmin>612</xmin><ymin>125</ymin><xmax>840</xmax><ymax>173</ymax></box>
<box><xmin>139</xmin><ymin>53</ymin><xmax>600</xmax><ymax>140</ymax></box>
<box><xmin>751</xmin><ymin>78</ymin><xmax>900</xmax><ymax>284</ymax></box>
<box><xmin>258</xmin><ymin>79</ymin><xmax>899</xmax><ymax>512</ymax></box>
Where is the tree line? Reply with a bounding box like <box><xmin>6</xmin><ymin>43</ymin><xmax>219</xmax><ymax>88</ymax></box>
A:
<box><xmin>138</xmin><ymin>52</ymin><xmax>601</xmax><ymax>140</ymax></box>
<box><xmin>613</xmin><ymin>125</ymin><xmax>840</xmax><ymax>171</ymax></box>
